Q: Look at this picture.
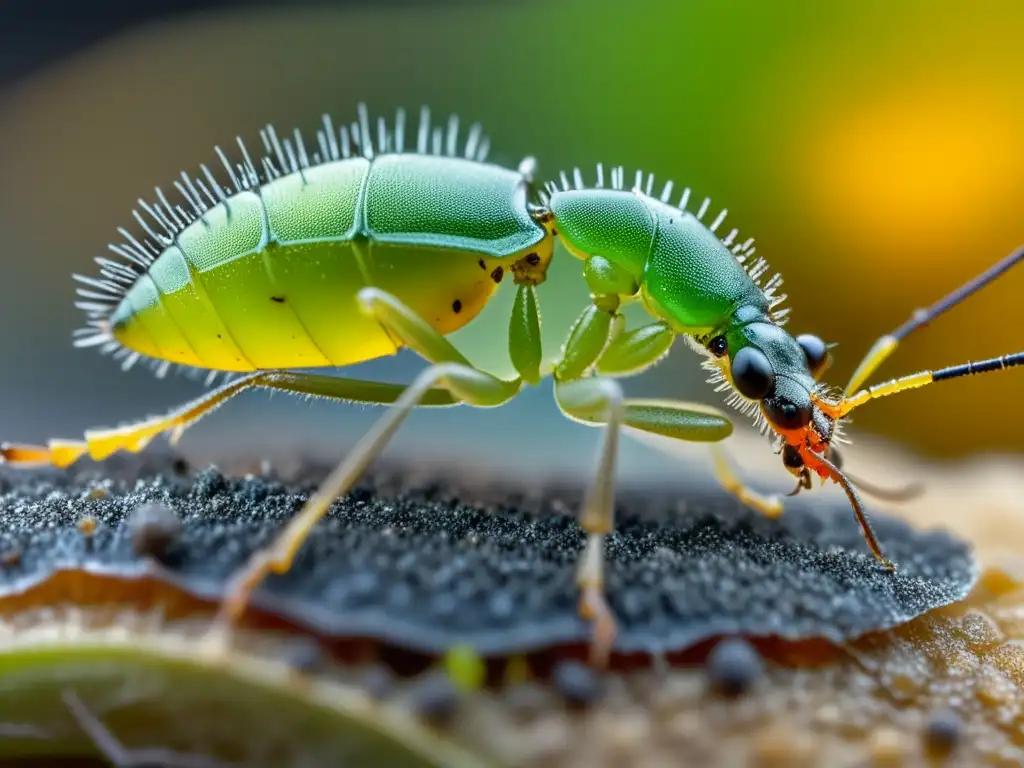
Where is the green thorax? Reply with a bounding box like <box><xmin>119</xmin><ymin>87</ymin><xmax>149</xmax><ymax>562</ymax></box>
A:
<box><xmin>548</xmin><ymin>187</ymin><xmax>768</xmax><ymax>333</ymax></box>
<box><xmin>640</xmin><ymin>194</ymin><xmax>768</xmax><ymax>332</ymax></box>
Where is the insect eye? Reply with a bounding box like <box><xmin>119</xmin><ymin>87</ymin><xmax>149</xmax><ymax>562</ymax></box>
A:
<box><xmin>764</xmin><ymin>396</ymin><xmax>812</xmax><ymax>430</ymax></box>
<box><xmin>796</xmin><ymin>334</ymin><xmax>829</xmax><ymax>376</ymax></box>
<box><xmin>731</xmin><ymin>347</ymin><xmax>775</xmax><ymax>400</ymax></box>
<box><xmin>708</xmin><ymin>335</ymin><xmax>728</xmax><ymax>356</ymax></box>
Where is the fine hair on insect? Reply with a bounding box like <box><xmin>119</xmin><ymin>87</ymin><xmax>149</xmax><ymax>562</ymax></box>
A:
<box><xmin>2</xmin><ymin>102</ymin><xmax>1021</xmax><ymax>667</ymax></box>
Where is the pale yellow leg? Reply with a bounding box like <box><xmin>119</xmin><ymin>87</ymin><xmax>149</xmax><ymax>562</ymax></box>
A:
<box><xmin>711</xmin><ymin>445</ymin><xmax>784</xmax><ymax>519</ymax></box>
<box><xmin>0</xmin><ymin>372</ymin><xmax>458</xmax><ymax>469</ymax></box>
<box><xmin>217</xmin><ymin>361</ymin><xmax>519</xmax><ymax>627</ymax></box>
<box><xmin>554</xmin><ymin>376</ymin><xmax>624</xmax><ymax>668</ymax></box>
<box><xmin>214</xmin><ymin>286</ymin><xmax>522</xmax><ymax>631</ymax></box>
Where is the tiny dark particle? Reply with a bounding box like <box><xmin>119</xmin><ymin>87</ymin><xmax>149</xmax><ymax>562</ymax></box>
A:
<box><xmin>525</xmin><ymin>252</ymin><xmax>541</xmax><ymax>266</ymax></box>
<box><xmin>490</xmin><ymin>266</ymin><xmax>504</xmax><ymax>284</ymax></box>
<box><xmin>127</xmin><ymin>502</ymin><xmax>182</xmax><ymax>562</ymax></box>
<box><xmin>706</xmin><ymin>637</ymin><xmax>764</xmax><ymax>697</ymax></box>
<box><xmin>923</xmin><ymin>708</ymin><xmax>962</xmax><ymax>756</ymax></box>
<box><xmin>478</xmin><ymin>258</ymin><xmax>486</xmax><ymax>270</ymax></box>
<box><xmin>284</xmin><ymin>637</ymin><xmax>326</xmax><ymax>675</ymax></box>
<box><xmin>171</xmin><ymin>457</ymin><xmax>190</xmax><ymax>476</ymax></box>
<box><xmin>358</xmin><ymin>664</ymin><xmax>394</xmax><ymax>701</ymax></box>
<box><xmin>552</xmin><ymin>660</ymin><xmax>603</xmax><ymax>708</ymax></box>
<box><xmin>407</xmin><ymin>670</ymin><xmax>460</xmax><ymax>726</ymax></box>
<box><xmin>270</xmin><ymin>296</ymin><xmax>286</xmax><ymax>304</ymax></box>
<box><xmin>452</xmin><ymin>299</ymin><xmax>462</xmax><ymax>314</ymax></box>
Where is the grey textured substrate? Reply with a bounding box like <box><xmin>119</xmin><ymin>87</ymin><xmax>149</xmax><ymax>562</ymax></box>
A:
<box><xmin>0</xmin><ymin>459</ymin><xmax>978</xmax><ymax>656</ymax></box>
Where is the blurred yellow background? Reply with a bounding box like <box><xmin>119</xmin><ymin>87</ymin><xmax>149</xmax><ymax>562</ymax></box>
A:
<box><xmin>0</xmin><ymin>0</ymin><xmax>1021</xmax><ymax>480</ymax></box>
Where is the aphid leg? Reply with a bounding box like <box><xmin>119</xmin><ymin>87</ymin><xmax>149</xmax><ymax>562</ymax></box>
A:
<box><xmin>554</xmin><ymin>377</ymin><xmax>623</xmax><ymax>669</ymax></box>
<box><xmin>551</xmin><ymin>301</ymin><xmax>734</xmax><ymax>665</ymax></box>
<box><xmin>844</xmin><ymin>244</ymin><xmax>1024</xmax><ymax>395</ymax></box>
<box><xmin>710</xmin><ymin>445</ymin><xmax>783</xmax><ymax>518</ymax></box>
<box><xmin>62</xmin><ymin>688</ymin><xmax>236</xmax><ymax>768</ymax></box>
<box><xmin>0</xmin><ymin>374</ymin><xmax>459</xmax><ymax>469</ymax></box>
<box><xmin>217</xmin><ymin>287</ymin><xmax>522</xmax><ymax>627</ymax></box>
<box><xmin>558</xmin><ymin>389</ymin><xmax>735</xmax><ymax>665</ymax></box>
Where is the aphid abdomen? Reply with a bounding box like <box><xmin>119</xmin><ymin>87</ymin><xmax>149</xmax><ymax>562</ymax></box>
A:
<box><xmin>259</xmin><ymin>158</ymin><xmax>398</xmax><ymax>367</ymax></box>
<box><xmin>360</xmin><ymin>154</ymin><xmax>548</xmax><ymax>334</ymax></box>
<box><xmin>175</xmin><ymin>191</ymin><xmax>334</xmax><ymax>369</ymax></box>
<box><xmin>109</xmin><ymin>147</ymin><xmax>549</xmax><ymax>372</ymax></box>
<box><xmin>113</xmin><ymin>159</ymin><xmax>392</xmax><ymax>371</ymax></box>
<box><xmin>112</xmin><ymin>269</ymin><xmax>210</xmax><ymax>369</ymax></box>
<box><xmin>146</xmin><ymin>246</ymin><xmax>255</xmax><ymax>371</ymax></box>
<box><xmin>640</xmin><ymin>197</ymin><xmax>768</xmax><ymax>330</ymax></box>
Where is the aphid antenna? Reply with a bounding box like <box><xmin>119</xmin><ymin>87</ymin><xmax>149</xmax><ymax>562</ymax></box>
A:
<box><xmin>845</xmin><ymin>244</ymin><xmax>1024</xmax><ymax>395</ymax></box>
<box><xmin>815</xmin><ymin>349</ymin><xmax>1024</xmax><ymax>422</ymax></box>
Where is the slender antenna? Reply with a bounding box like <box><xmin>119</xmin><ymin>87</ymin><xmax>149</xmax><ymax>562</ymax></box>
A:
<box><xmin>844</xmin><ymin>471</ymin><xmax>924</xmax><ymax>503</ymax></box>
<box><xmin>932</xmin><ymin>350</ymin><xmax>1024</xmax><ymax>382</ymax></box>
<box><xmin>825</xmin><ymin>445</ymin><xmax>924</xmax><ymax>502</ymax></box>
<box><xmin>818</xmin><ymin>350</ymin><xmax>1024</xmax><ymax>420</ymax></box>
<box><xmin>845</xmin><ymin>244</ymin><xmax>1024</xmax><ymax>395</ymax></box>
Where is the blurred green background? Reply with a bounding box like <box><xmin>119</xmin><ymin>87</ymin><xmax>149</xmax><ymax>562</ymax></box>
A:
<box><xmin>0</xmin><ymin>0</ymin><xmax>1021</xmax><ymax>484</ymax></box>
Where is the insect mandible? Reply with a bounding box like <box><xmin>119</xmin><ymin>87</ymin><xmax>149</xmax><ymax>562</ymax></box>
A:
<box><xmin>2</xmin><ymin>103</ymin><xmax>1022</xmax><ymax>666</ymax></box>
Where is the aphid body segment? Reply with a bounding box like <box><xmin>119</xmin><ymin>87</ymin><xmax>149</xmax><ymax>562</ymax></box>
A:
<box><xmin>101</xmin><ymin>113</ymin><xmax>551</xmax><ymax>374</ymax></box>
<box><xmin>4</xmin><ymin>103</ymin><xmax>1022</xmax><ymax>667</ymax></box>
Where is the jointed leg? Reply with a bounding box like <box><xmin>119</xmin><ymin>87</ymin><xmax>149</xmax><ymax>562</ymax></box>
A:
<box><xmin>0</xmin><ymin>372</ymin><xmax>458</xmax><ymax>469</ymax></box>
<box><xmin>219</xmin><ymin>361</ymin><xmax>519</xmax><ymax>624</ymax></box>
<box><xmin>550</xmin><ymin>295</ymin><xmax>739</xmax><ymax>664</ymax></box>
<box><xmin>554</xmin><ymin>377</ymin><xmax>623</xmax><ymax>668</ymax></box>
<box><xmin>710</xmin><ymin>445</ymin><xmax>783</xmax><ymax>518</ymax></box>
<box><xmin>556</xmin><ymin>382</ymin><xmax>742</xmax><ymax>663</ymax></box>
<box><xmin>217</xmin><ymin>286</ymin><xmax>523</xmax><ymax>626</ymax></box>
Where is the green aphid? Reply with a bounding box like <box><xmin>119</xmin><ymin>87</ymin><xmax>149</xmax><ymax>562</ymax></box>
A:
<box><xmin>4</xmin><ymin>103</ymin><xmax>1022</xmax><ymax>666</ymax></box>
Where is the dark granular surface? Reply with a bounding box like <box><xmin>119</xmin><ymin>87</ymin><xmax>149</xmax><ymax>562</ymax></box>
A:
<box><xmin>0</xmin><ymin>459</ymin><xmax>977</xmax><ymax>656</ymax></box>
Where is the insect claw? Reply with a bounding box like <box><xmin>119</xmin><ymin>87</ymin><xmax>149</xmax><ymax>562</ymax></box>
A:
<box><xmin>578</xmin><ymin>584</ymin><xmax>616</xmax><ymax>669</ymax></box>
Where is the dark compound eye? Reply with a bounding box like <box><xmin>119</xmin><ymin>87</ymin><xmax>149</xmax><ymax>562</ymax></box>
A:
<box><xmin>796</xmin><ymin>334</ymin><xmax>829</xmax><ymax>376</ymax></box>
<box><xmin>708</xmin><ymin>335</ymin><xmax>728</xmax><ymax>357</ymax></box>
<box><xmin>764</xmin><ymin>396</ymin><xmax>813</xmax><ymax>430</ymax></box>
<box><xmin>731</xmin><ymin>347</ymin><xmax>775</xmax><ymax>400</ymax></box>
